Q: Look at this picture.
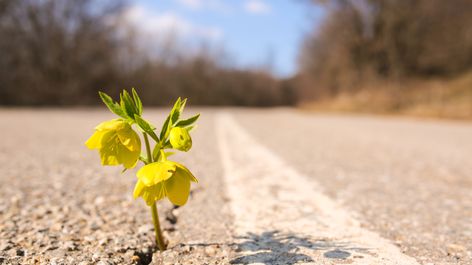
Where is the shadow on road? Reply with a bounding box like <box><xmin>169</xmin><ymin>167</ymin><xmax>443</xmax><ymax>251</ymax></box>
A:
<box><xmin>230</xmin><ymin>230</ymin><xmax>370</xmax><ymax>265</ymax></box>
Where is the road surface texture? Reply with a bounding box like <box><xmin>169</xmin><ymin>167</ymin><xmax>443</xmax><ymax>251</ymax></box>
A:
<box><xmin>0</xmin><ymin>108</ymin><xmax>470</xmax><ymax>265</ymax></box>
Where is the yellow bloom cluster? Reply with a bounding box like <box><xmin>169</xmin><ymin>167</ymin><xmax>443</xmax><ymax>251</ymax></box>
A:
<box><xmin>133</xmin><ymin>161</ymin><xmax>198</xmax><ymax>206</ymax></box>
<box><xmin>86</xmin><ymin>119</ymin><xmax>141</xmax><ymax>169</ymax></box>
<box><xmin>85</xmin><ymin>91</ymin><xmax>199</xmax><ymax>208</ymax></box>
<box><xmin>86</xmin><ymin>90</ymin><xmax>199</xmax><ymax>251</ymax></box>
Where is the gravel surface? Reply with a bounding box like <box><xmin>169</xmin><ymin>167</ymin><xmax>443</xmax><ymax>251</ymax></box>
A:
<box><xmin>234</xmin><ymin>108</ymin><xmax>472</xmax><ymax>265</ymax></box>
<box><xmin>0</xmin><ymin>109</ymin><xmax>233</xmax><ymax>265</ymax></box>
<box><xmin>1</xmin><ymin>108</ymin><xmax>471</xmax><ymax>265</ymax></box>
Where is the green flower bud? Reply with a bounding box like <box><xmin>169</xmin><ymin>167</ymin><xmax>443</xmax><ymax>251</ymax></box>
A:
<box><xmin>169</xmin><ymin>127</ymin><xmax>192</xmax><ymax>152</ymax></box>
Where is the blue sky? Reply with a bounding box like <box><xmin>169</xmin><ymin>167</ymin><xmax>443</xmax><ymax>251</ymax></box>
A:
<box><xmin>128</xmin><ymin>0</ymin><xmax>324</xmax><ymax>77</ymax></box>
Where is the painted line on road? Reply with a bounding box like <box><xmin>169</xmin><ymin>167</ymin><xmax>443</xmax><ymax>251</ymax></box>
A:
<box><xmin>216</xmin><ymin>113</ymin><xmax>420</xmax><ymax>265</ymax></box>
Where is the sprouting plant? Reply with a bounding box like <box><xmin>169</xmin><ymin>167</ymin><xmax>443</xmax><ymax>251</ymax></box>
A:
<box><xmin>85</xmin><ymin>89</ymin><xmax>199</xmax><ymax>251</ymax></box>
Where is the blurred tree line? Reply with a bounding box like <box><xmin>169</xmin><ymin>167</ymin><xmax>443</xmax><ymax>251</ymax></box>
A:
<box><xmin>2</xmin><ymin>0</ymin><xmax>471</xmax><ymax>108</ymax></box>
<box><xmin>298</xmin><ymin>0</ymin><xmax>472</xmax><ymax>100</ymax></box>
<box><xmin>0</xmin><ymin>0</ymin><xmax>295</xmax><ymax>106</ymax></box>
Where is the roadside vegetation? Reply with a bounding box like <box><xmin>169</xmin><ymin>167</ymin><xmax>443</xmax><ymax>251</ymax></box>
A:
<box><xmin>0</xmin><ymin>0</ymin><xmax>471</xmax><ymax>119</ymax></box>
<box><xmin>297</xmin><ymin>0</ymin><xmax>472</xmax><ymax>119</ymax></box>
<box><xmin>0</xmin><ymin>0</ymin><xmax>293</xmax><ymax>106</ymax></box>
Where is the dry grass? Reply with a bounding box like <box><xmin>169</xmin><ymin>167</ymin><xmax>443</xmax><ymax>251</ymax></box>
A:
<box><xmin>300</xmin><ymin>72</ymin><xmax>472</xmax><ymax>120</ymax></box>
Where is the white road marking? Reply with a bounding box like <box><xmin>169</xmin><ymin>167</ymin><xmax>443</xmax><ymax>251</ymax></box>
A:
<box><xmin>216</xmin><ymin>113</ymin><xmax>420</xmax><ymax>265</ymax></box>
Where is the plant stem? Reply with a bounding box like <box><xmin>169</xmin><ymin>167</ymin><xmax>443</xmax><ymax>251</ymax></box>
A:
<box><xmin>143</xmin><ymin>133</ymin><xmax>153</xmax><ymax>164</ymax></box>
<box><xmin>142</xmin><ymin>132</ymin><xmax>166</xmax><ymax>251</ymax></box>
<box><xmin>151</xmin><ymin>202</ymin><xmax>166</xmax><ymax>251</ymax></box>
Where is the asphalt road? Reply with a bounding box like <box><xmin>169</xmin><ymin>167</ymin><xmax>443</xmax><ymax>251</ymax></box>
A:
<box><xmin>0</xmin><ymin>109</ymin><xmax>470</xmax><ymax>265</ymax></box>
<box><xmin>233</xmin><ymin>109</ymin><xmax>472</xmax><ymax>265</ymax></box>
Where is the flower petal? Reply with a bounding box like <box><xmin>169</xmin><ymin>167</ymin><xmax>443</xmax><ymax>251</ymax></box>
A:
<box><xmin>137</xmin><ymin>161</ymin><xmax>176</xmax><ymax>186</ymax></box>
<box><xmin>142</xmin><ymin>183</ymin><xmax>166</xmax><ymax>206</ymax></box>
<box><xmin>85</xmin><ymin>130</ymin><xmax>105</xmax><ymax>149</ymax></box>
<box><xmin>175</xmin><ymin>163</ymin><xmax>198</xmax><ymax>183</ymax></box>
<box><xmin>117</xmin><ymin>124</ymin><xmax>141</xmax><ymax>152</ymax></box>
<box><xmin>133</xmin><ymin>179</ymin><xmax>145</xmax><ymax>199</ymax></box>
<box><xmin>99</xmin><ymin>131</ymin><xmax>120</xmax><ymax>166</ymax></box>
<box><xmin>95</xmin><ymin>119</ymin><xmax>123</xmax><ymax>131</ymax></box>
<box><xmin>165</xmin><ymin>172</ymin><xmax>190</xmax><ymax>206</ymax></box>
<box><xmin>116</xmin><ymin>142</ymin><xmax>140</xmax><ymax>169</ymax></box>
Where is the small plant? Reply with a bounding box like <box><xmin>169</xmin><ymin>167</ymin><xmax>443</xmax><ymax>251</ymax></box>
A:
<box><xmin>85</xmin><ymin>89</ymin><xmax>199</xmax><ymax>251</ymax></box>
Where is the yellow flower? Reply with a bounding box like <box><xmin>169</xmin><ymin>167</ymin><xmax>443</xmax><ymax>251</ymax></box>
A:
<box><xmin>169</xmin><ymin>127</ymin><xmax>192</xmax><ymax>152</ymax></box>
<box><xmin>85</xmin><ymin>119</ymin><xmax>141</xmax><ymax>169</ymax></box>
<box><xmin>133</xmin><ymin>161</ymin><xmax>198</xmax><ymax>206</ymax></box>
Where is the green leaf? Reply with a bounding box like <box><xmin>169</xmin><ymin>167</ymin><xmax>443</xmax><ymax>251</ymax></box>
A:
<box><xmin>170</xmin><ymin>97</ymin><xmax>182</xmax><ymax>124</ymax></box>
<box><xmin>159</xmin><ymin>115</ymin><xmax>171</xmax><ymax>140</ymax></box>
<box><xmin>160</xmin><ymin>98</ymin><xmax>181</xmax><ymax>140</ymax></box>
<box><xmin>120</xmin><ymin>94</ymin><xmax>134</xmax><ymax>119</ymax></box>
<box><xmin>132</xmin><ymin>88</ymin><xmax>143</xmax><ymax>115</ymax></box>
<box><xmin>134</xmin><ymin>115</ymin><xmax>159</xmax><ymax>142</ymax></box>
<box><xmin>99</xmin><ymin>91</ymin><xmax>127</xmax><ymax>118</ymax></box>
<box><xmin>124</xmin><ymin>90</ymin><xmax>139</xmax><ymax>114</ymax></box>
<box><xmin>122</xmin><ymin>90</ymin><xmax>139</xmax><ymax>118</ymax></box>
<box><xmin>176</xmin><ymin>113</ymin><xmax>200</xmax><ymax>127</ymax></box>
<box><xmin>179</xmin><ymin>98</ymin><xmax>187</xmax><ymax>113</ymax></box>
<box><xmin>163</xmin><ymin>139</ymin><xmax>172</xmax><ymax>149</ymax></box>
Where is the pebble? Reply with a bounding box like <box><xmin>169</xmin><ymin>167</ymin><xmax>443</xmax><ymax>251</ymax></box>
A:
<box><xmin>132</xmin><ymin>255</ymin><xmax>140</xmax><ymax>262</ymax></box>
<box><xmin>99</xmin><ymin>238</ymin><xmax>109</xmax><ymax>246</ymax></box>
<box><xmin>204</xmin><ymin>246</ymin><xmax>218</xmax><ymax>256</ymax></box>
<box><xmin>16</xmin><ymin>249</ymin><xmax>25</xmax><ymax>256</ymax></box>
<box><xmin>84</xmin><ymin>235</ymin><xmax>96</xmax><ymax>242</ymax></box>
<box><xmin>0</xmin><ymin>242</ymin><xmax>12</xmax><ymax>251</ymax></box>
<box><xmin>94</xmin><ymin>196</ymin><xmax>105</xmax><ymax>205</ymax></box>
<box><xmin>447</xmin><ymin>243</ymin><xmax>466</xmax><ymax>254</ymax></box>
<box><xmin>92</xmin><ymin>253</ymin><xmax>102</xmax><ymax>262</ymax></box>
<box><xmin>63</xmin><ymin>241</ymin><xmax>77</xmax><ymax>251</ymax></box>
<box><xmin>138</xmin><ymin>224</ymin><xmax>154</xmax><ymax>234</ymax></box>
<box><xmin>447</xmin><ymin>243</ymin><xmax>467</xmax><ymax>259</ymax></box>
<box><xmin>97</xmin><ymin>260</ymin><xmax>112</xmax><ymax>265</ymax></box>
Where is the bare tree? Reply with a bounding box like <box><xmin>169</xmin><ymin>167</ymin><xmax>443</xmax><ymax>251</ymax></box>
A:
<box><xmin>0</xmin><ymin>0</ymin><xmax>125</xmax><ymax>105</ymax></box>
<box><xmin>0</xmin><ymin>0</ymin><xmax>293</xmax><ymax>106</ymax></box>
<box><xmin>298</xmin><ymin>0</ymin><xmax>472</xmax><ymax>100</ymax></box>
